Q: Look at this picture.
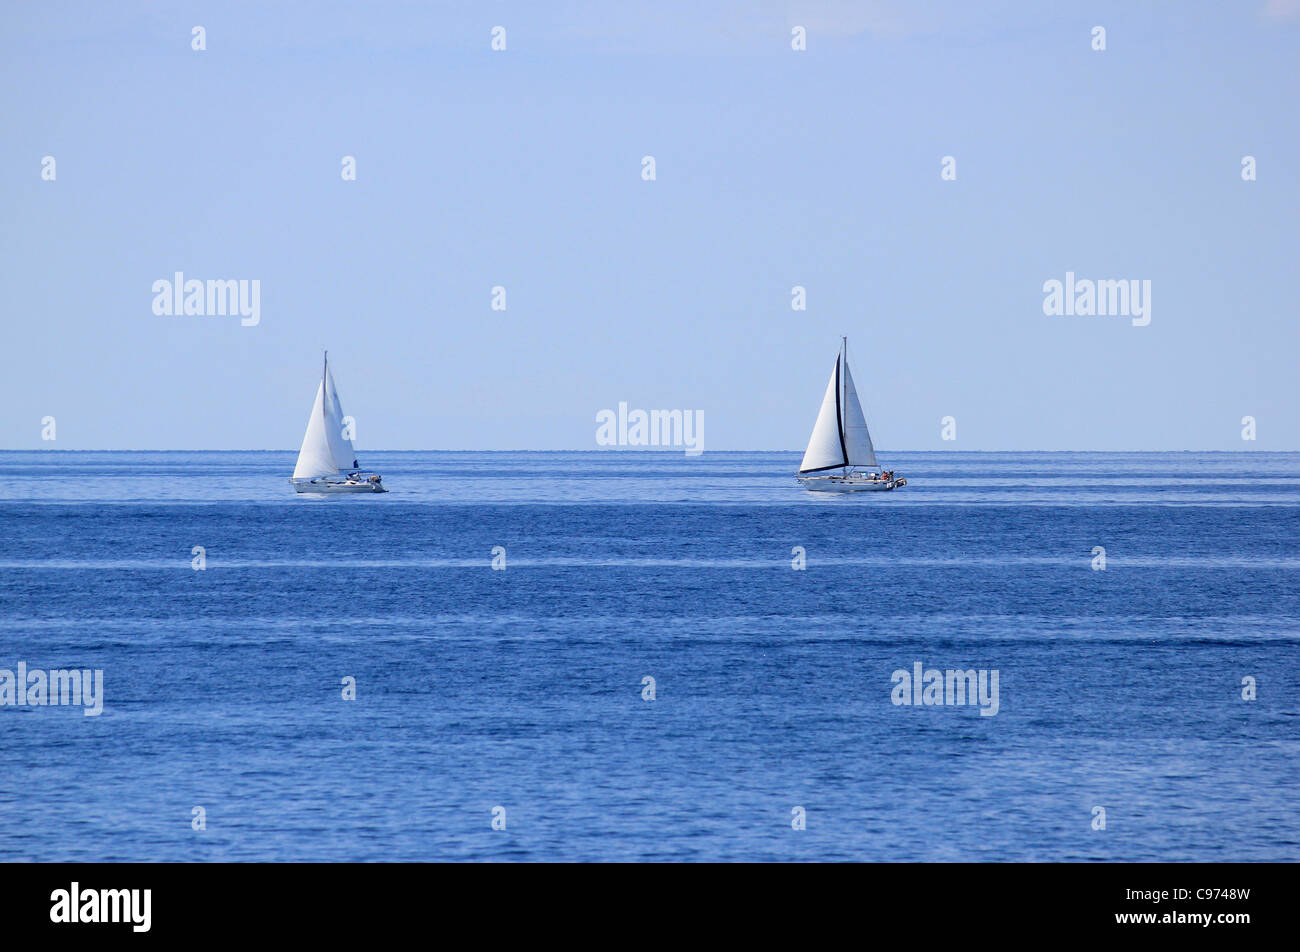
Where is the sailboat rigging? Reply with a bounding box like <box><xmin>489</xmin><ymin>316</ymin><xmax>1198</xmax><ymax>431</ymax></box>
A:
<box><xmin>288</xmin><ymin>351</ymin><xmax>387</xmax><ymax>494</ymax></box>
<box><xmin>796</xmin><ymin>338</ymin><xmax>905</xmax><ymax>492</ymax></box>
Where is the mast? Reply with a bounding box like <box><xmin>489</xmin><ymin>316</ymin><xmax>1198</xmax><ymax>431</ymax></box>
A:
<box><xmin>322</xmin><ymin>350</ymin><xmax>330</xmax><ymax>429</ymax></box>
<box><xmin>840</xmin><ymin>336</ymin><xmax>848</xmax><ymax>474</ymax></box>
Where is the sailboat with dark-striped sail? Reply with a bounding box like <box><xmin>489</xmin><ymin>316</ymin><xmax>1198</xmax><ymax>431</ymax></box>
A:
<box><xmin>796</xmin><ymin>338</ymin><xmax>905</xmax><ymax>493</ymax></box>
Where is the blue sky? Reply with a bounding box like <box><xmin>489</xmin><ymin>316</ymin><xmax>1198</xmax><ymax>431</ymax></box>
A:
<box><xmin>2</xmin><ymin>1</ymin><xmax>1297</xmax><ymax>450</ymax></box>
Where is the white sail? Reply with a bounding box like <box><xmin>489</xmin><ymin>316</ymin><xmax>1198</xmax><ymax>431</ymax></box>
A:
<box><xmin>840</xmin><ymin>359</ymin><xmax>878</xmax><ymax>469</ymax></box>
<box><xmin>798</xmin><ymin>357</ymin><xmax>847</xmax><ymax>473</ymax></box>
<box><xmin>292</xmin><ymin>356</ymin><xmax>358</xmax><ymax>479</ymax></box>
<box><xmin>322</xmin><ymin>365</ymin><xmax>357</xmax><ymax>470</ymax></box>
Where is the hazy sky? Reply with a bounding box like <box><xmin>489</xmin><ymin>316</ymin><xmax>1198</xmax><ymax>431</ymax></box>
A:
<box><xmin>2</xmin><ymin>1</ymin><xmax>1297</xmax><ymax>450</ymax></box>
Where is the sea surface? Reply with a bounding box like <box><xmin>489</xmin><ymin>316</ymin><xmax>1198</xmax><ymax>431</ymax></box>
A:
<box><xmin>0</xmin><ymin>451</ymin><xmax>1297</xmax><ymax>862</ymax></box>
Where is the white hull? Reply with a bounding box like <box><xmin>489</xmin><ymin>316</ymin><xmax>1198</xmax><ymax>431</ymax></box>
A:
<box><xmin>290</xmin><ymin>474</ymin><xmax>387</xmax><ymax>494</ymax></box>
<box><xmin>798</xmin><ymin>474</ymin><xmax>905</xmax><ymax>493</ymax></box>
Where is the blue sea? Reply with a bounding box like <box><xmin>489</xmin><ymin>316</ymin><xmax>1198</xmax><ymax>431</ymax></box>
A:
<box><xmin>1</xmin><ymin>451</ymin><xmax>1297</xmax><ymax>862</ymax></box>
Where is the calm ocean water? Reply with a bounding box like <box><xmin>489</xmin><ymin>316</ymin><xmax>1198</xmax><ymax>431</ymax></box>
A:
<box><xmin>0</xmin><ymin>450</ymin><xmax>1297</xmax><ymax>861</ymax></box>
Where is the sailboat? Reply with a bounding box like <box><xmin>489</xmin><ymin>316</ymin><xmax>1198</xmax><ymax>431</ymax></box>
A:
<box><xmin>796</xmin><ymin>338</ymin><xmax>905</xmax><ymax>492</ymax></box>
<box><xmin>288</xmin><ymin>352</ymin><xmax>387</xmax><ymax>493</ymax></box>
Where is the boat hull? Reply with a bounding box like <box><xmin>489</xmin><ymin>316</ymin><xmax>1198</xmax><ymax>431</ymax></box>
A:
<box><xmin>290</xmin><ymin>475</ymin><xmax>387</xmax><ymax>494</ymax></box>
<box><xmin>798</xmin><ymin>475</ymin><xmax>904</xmax><ymax>493</ymax></box>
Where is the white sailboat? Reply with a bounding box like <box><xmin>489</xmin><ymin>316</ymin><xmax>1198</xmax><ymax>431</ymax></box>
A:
<box><xmin>796</xmin><ymin>338</ymin><xmax>905</xmax><ymax>493</ymax></box>
<box><xmin>289</xmin><ymin>352</ymin><xmax>387</xmax><ymax>494</ymax></box>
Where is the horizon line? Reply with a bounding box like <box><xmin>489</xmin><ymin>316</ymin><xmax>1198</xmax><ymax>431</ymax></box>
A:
<box><xmin>3</xmin><ymin>448</ymin><xmax>1295</xmax><ymax>455</ymax></box>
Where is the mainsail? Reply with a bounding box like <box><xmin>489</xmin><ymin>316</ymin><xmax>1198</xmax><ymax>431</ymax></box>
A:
<box><xmin>292</xmin><ymin>353</ymin><xmax>358</xmax><ymax>479</ymax></box>
<box><xmin>797</xmin><ymin>343</ymin><xmax>878</xmax><ymax>474</ymax></box>
<box><xmin>799</xmin><ymin>358</ymin><xmax>847</xmax><ymax>473</ymax></box>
